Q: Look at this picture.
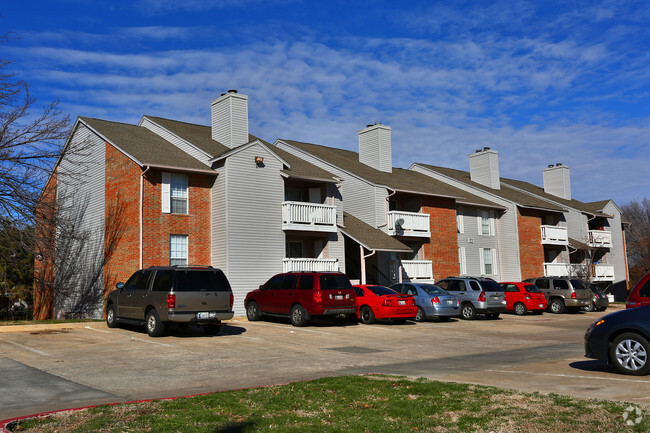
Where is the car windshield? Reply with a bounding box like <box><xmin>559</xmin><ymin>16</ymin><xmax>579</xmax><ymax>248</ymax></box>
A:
<box><xmin>367</xmin><ymin>286</ymin><xmax>398</xmax><ymax>296</ymax></box>
<box><xmin>419</xmin><ymin>284</ymin><xmax>446</xmax><ymax>296</ymax></box>
<box><xmin>480</xmin><ymin>279</ymin><xmax>504</xmax><ymax>292</ymax></box>
<box><xmin>524</xmin><ymin>284</ymin><xmax>541</xmax><ymax>293</ymax></box>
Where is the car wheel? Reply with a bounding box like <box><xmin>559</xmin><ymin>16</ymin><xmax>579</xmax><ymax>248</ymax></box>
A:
<box><xmin>246</xmin><ymin>301</ymin><xmax>261</xmax><ymax>321</ymax></box>
<box><xmin>290</xmin><ymin>304</ymin><xmax>308</xmax><ymax>327</ymax></box>
<box><xmin>583</xmin><ymin>302</ymin><xmax>596</xmax><ymax>312</ymax></box>
<box><xmin>203</xmin><ymin>324</ymin><xmax>222</xmax><ymax>335</ymax></box>
<box><xmin>548</xmin><ymin>298</ymin><xmax>565</xmax><ymax>314</ymax></box>
<box><xmin>146</xmin><ymin>309</ymin><xmax>165</xmax><ymax>337</ymax></box>
<box><xmin>461</xmin><ymin>303</ymin><xmax>476</xmax><ymax>320</ymax></box>
<box><xmin>106</xmin><ymin>304</ymin><xmax>117</xmax><ymax>328</ymax></box>
<box><xmin>438</xmin><ymin>316</ymin><xmax>451</xmax><ymax>322</ymax></box>
<box><xmin>359</xmin><ymin>306</ymin><xmax>376</xmax><ymax>324</ymax></box>
<box><xmin>610</xmin><ymin>332</ymin><xmax>650</xmax><ymax>376</ymax></box>
<box><xmin>415</xmin><ymin>307</ymin><xmax>426</xmax><ymax>322</ymax></box>
<box><xmin>514</xmin><ymin>302</ymin><xmax>527</xmax><ymax>316</ymax></box>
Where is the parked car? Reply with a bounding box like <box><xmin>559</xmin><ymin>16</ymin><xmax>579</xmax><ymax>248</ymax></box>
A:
<box><xmin>391</xmin><ymin>283</ymin><xmax>459</xmax><ymax>322</ymax></box>
<box><xmin>352</xmin><ymin>285</ymin><xmax>417</xmax><ymax>324</ymax></box>
<box><xmin>583</xmin><ymin>283</ymin><xmax>609</xmax><ymax>312</ymax></box>
<box><xmin>585</xmin><ymin>305</ymin><xmax>650</xmax><ymax>375</ymax></box>
<box><xmin>244</xmin><ymin>272</ymin><xmax>357</xmax><ymax>326</ymax></box>
<box><xmin>499</xmin><ymin>282</ymin><xmax>547</xmax><ymax>315</ymax></box>
<box><xmin>105</xmin><ymin>266</ymin><xmax>234</xmax><ymax>337</ymax></box>
<box><xmin>523</xmin><ymin>277</ymin><xmax>591</xmax><ymax>314</ymax></box>
<box><xmin>627</xmin><ymin>271</ymin><xmax>650</xmax><ymax>309</ymax></box>
<box><xmin>435</xmin><ymin>277</ymin><xmax>506</xmax><ymax>320</ymax></box>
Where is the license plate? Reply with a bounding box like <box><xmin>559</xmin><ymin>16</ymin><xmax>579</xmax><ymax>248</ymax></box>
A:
<box><xmin>446</xmin><ymin>300</ymin><xmax>454</xmax><ymax>305</ymax></box>
<box><xmin>539</xmin><ymin>304</ymin><xmax>544</xmax><ymax>308</ymax></box>
<box><xmin>398</xmin><ymin>300</ymin><xmax>406</xmax><ymax>305</ymax></box>
<box><xmin>335</xmin><ymin>295</ymin><xmax>343</xmax><ymax>300</ymax></box>
<box><xmin>197</xmin><ymin>312</ymin><xmax>210</xmax><ymax>319</ymax></box>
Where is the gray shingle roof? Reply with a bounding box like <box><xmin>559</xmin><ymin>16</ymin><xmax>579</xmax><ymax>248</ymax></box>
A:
<box><xmin>339</xmin><ymin>213</ymin><xmax>412</xmax><ymax>252</ymax></box>
<box><xmin>80</xmin><ymin>117</ymin><xmax>213</xmax><ymax>172</ymax></box>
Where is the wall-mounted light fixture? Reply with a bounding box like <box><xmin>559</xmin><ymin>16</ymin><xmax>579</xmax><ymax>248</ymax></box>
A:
<box><xmin>255</xmin><ymin>156</ymin><xmax>264</xmax><ymax>167</ymax></box>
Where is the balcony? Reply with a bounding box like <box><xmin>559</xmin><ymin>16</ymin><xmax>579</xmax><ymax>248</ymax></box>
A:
<box><xmin>592</xmin><ymin>264</ymin><xmax>615</xmax><ymax>281</ymax></box>
<box><xmin>540</xmin><ymin>225</ymin><xmax>568</xmax><ymax>245</ymax></box>
<box><xmin>588</xmin><ymin>230</ymin><xmax>612</xmax><ymax>248</ymax></box>
<box><xmin>400</xmin><ymin>260</ymin><xmax>434</xmax><ymax>281</ymax></box>
<box><xmin>543</xmin><ymin>262</ymin><xmax>615</xmax><ymax>281</ymax></box>
<box><xmin>282</xmin><ymin>201</ymin><xmax>337</xmax><ymax>233</ymax></box>
<box><xmin>283</xmin><ymin>258</ymin><xmax>339</xmax><ymax>273</ymax></box>
<box><xmin>387</xmin><ymin>211</ymin><xmax>431</xmax><ymax>238</ymax></box>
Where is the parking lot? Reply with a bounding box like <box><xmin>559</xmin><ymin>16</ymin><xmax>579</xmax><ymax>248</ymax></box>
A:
<box><xmin>2</xmin><ymin>305</ymin><xmax>650</xmax><ymax>421</ymax></box>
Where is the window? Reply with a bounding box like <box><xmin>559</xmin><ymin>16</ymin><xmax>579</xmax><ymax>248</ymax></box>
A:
<box><xmin>458</xmin><ymin>247</ymin><xmax>466</xmax><ymax>275</ymax></box>
<box><xmin>457</xmin><ymin>206</ymin><xmax>464</xmax><ymax>233</ymax></box>
<box><xmin>477</xmin><ymin>210</ymin><xmax>495</xmax><ymax>236</ymax></box>
<box><xmin>286</xmin><ymin>242</ymin><xmax>303</xmax><ymax>258</ymax></box>
<box><xmin>479</xmin><ymin>248</ymin><xmax>498</xmax><ymax>275</ymax></box>
<box><xmin>161</xmin><ymin>172</ymin><xmax>188</xmax><ymax>214</ymax></box>
<box><xmin>170</xmin><ymin>235</ymin><xmax>188</xmax><ymax>266</ymax></box>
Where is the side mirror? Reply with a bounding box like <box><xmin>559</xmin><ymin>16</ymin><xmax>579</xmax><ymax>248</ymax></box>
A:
<box><xmin>116</xmin><ymin>282</ymin><xmax>124</xmax><ymax>289</ymax></box>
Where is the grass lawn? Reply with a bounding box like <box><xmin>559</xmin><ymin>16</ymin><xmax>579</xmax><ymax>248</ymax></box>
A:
<box><xmin>12</xmin><ymin>375</ymin><xmax>648</xmax><ymax>433</ymax></box>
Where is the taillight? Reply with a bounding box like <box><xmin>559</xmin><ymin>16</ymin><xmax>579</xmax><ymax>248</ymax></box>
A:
<box><xmin>313</xmin><ymin>290</ymin><xmax>322</xmax><ymax>304</ymax></box>
<box><xmin>431</xmin><ymin>297</ymin><xmax>440</xmax><ymax>304</ymax></box>
<box><xmin>409</xmin><ymin>297</ymin><xmax>416</xmax><ymax>306</ymax></box>
<box><xmin>478</xmin><ymin>292</ymin><xmax>486</xmax><ymax>302</ymax></box>
<box><xmin>524</xmin><ymin>294</ymin><xmax>531</xmax><ymax>300</ymax></box>
<box><xmin>571</xmin><ymin>292</ymin><xmax>577</xmax><ymax>299</ymax></box>
<box><xmin>167</xmin><ymin>294</ymin><xmax>175</xmax><ymax>308</ymax></box>
<box><xmin>230</xmin><ymin>293</ymin><xmax>234</xmax><ymax>308</ymax></box>
<box><xmin>382</xmin><ymin>297</ymin><xmax>393</xmax><ymax>307</ymax></box>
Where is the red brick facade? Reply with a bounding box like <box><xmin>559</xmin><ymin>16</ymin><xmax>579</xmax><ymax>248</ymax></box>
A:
<box><xmin>421</xmin><ymin>196</ymin><xmax>459</xmax><ymax>280</ymax></box>
<box><xmin>33</xmin><ymin>170</ymin><xmax>58</xmax><ymax>320</ymax></box>
<box><xmin>517</xmin><ymin>207</ymin><xmax>545</xmax><ymax>280</ymax></box>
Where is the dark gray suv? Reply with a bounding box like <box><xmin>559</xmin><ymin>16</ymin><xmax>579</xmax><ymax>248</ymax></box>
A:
<box><xmin>436</xmin><ymin>277</ymin><xmax>506</xmax><ymax>320</ymax></box>
<box><xmin>105</xmin><ymin>266</ymin><xmax>234</xmax><ymax>337</ymax></box>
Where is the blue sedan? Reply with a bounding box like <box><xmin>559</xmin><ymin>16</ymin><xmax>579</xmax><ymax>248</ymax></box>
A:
<box><xmin>391</xmin><ymin>283</ymin><xmax>460</xmax><ymax>322</ymax></box>
<box><xmin>585</xmin><ymin>305</ymin><xmax>650</xmax><ymax>375</ymax></box>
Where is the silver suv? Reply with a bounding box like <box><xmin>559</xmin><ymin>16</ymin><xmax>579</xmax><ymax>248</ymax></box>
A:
<box><xmin>436</xmin><ymin>277</ymin><xmax>507</xmax><ymax>320</ymax></box>
<box><xmin>524</xmin><ymin>277</ymin><xmax>590</xmax><ymax>314</ymax></box>
<box><xmin>105</xmin><ymin>266</ymin><xmax>234</xmax><ymax>336</ymax></box>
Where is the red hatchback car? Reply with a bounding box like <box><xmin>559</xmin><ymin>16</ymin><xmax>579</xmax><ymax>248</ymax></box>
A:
<box><xmin>499</xmin><ymin>282</ymin><xmax>547</xmax><ymax>315</ymax></box>
<box><xmin>353</xmin><ymin>285</ymin><xmax>417</xmax><ymax>324</ymax></box>
<box><xmin>627</xmin><ymin>272</ymin><xmax>650</xmax><ymax>309</ymax></box>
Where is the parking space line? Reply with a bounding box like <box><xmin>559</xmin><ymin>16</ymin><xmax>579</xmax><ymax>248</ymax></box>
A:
<box><xmin>230</xmin><ymin>320</ymin><xmax>336</xmax><ymax>335</ymax></box>
<box><xmin>485</xmin><ymin>369</ymin><xmax>650</xmax><ymax>383</ymax></box>
<box><xmin>4</xmin><ymin>339</ymin><xmax>50</xmax><ymax>356</ymax></box>
<box><xmin>84</xmin><ymin>325</ymin><xmax>172</xmax><ymax>347</ymax></box>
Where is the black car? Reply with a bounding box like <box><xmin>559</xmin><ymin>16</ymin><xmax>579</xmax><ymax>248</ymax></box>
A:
<box><xmin>584</xmin><ymin>305</ymin><xmax>650</xmax><ymax>375</ymax></box>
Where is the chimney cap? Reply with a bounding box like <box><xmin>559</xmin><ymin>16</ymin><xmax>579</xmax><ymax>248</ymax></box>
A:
<box><xmin>548</xmin><ymin>164</ymin><xmax>554</xmax><ymax>168</ymax></box>
<box><xmin>483</xmin><ymin>146</ymin><xmax>491</xmax><ymax>151</ymax></box>
<box><xmin>556</xmin><ymin>162</ymin><xmax>562</xmax><ymax>166</ymax></box>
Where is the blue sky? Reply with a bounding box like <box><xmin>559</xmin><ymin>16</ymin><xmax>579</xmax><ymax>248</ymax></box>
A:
<box><xmin>3</xmin><ymin>0</ymin><xmax>649</xmax><ymax>205</ymax></box>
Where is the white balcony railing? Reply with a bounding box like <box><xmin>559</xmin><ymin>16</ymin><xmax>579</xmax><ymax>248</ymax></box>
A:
<box><xmin>282</xmin><ymin>201</ymin><xmax>338</xmax><ymax>233</ymax></box>
<box><xmin>543</xmin><ymin>262</ymin><xmax>615</xmax><ymax>282</ymax></box>
<box><xmin>588</xmin><ymin>230</ymin><xmax>613</xmax><ymax>248</ymax></box>
<box><xmin>283</xmin><ymin>258</ymin><xmax>339</xmax><ymax>273</ymax></box>
<box><xmin>592</xmin><ymin>264</ymin><xmax>615</xmax><ymax>281</ymax></box>
<box><xmin>541</xmin><ymin>225</ymin><xmax>568</xmax><ymax>245</ymax></box>
<box><xmin>387</xmin><ymin>211</ymin><xmax>431</xmax><ymax>238</ymax></box>
<box><xmin>401</xmin><ymin>260</ymin><xmax>434</xmax><ymax>281</ymax></box>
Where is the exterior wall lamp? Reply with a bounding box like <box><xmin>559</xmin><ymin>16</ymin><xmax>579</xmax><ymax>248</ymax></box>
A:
<box><xmin>255</xmin><ymin>156</ymin><xmax>264</xmax><ymax>167</ymax></box>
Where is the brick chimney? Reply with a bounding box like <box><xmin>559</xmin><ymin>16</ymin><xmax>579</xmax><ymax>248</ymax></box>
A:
<box><xmin>359</xmin><ymin>123</ymin><xmax>392</xmax><ymax>173</ymax></box>
<box><xmin>211</xmin><ymin>89</ymin><xmax>249</xmax><ymax>148</ymax></box>
<box><xmin>469</xmin><ymin>147</ymin><xmax>500</xmax><ymax>189</ymax></box>
<box><xmin>543</xmin><ymin>163</ymin><xmax>571</xmax><ymax>200</ymax></box>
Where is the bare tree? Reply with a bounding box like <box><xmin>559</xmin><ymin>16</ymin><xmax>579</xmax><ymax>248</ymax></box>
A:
<box><xmin>621</xmin><ymin>198</ymin><xmax>650</xmax><ymax>285</ymax></box>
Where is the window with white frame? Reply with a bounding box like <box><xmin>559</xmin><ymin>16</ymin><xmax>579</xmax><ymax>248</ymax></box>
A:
<box><xmin>170</xmin><ymin>235</ymin><xmax>188</xmax><ymax>266</ymax></box>
<box><xmin>458</xmin><ymin>247</ymin><xmax>466</xmax><ymax>275</ymax></box>
<box><xmin>456</xmin><ymin>206</ymin><xmax>464</xmax><ymax>233</ymax></box>
<box><xmin>479</xmin><ymin>247</ymin><xmax>498</xmax><ymax>276</ymax></box>
<box><xmin>161</xmin><ymin>172</ymin><xmax>188</xmax><ymax>214</ymax></box>
<box><xmin>477</xmin><ymin>209</ymin><xmax>495</xmax><ymax>236</ymax></box>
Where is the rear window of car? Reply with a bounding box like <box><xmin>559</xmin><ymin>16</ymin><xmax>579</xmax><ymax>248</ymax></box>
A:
<box><xmin>152</xmin><ymin>270</ymin><xmax>173</xmax><ymax>292</ymax></box>
<box><xmin>570</xmin><ymin>279</ymin><xmax>585</xmax><ymax>290</ymax></box>
<box><xmin>479</xmin><ymin>279</ymin><xmax>503</xmax><ymax>292</ymax></box>
<box><xmin>639</xmin><ymin>279</ymin><xmax>650</xmax><ymax>297</ymax></box>
<box><xmin>524</xmin><ymin>284</ymin><xmax>541</xmax><ymax>293</ymax></box>
<box><xmin>174</xmin><ymin>270</ymin><xmax>232</xmax><ymax>292</ymax></box>
<box><xmin>367</xmin><ymin>286</ymin><xmax>398</xmax><ymax>295</ymax></box>
<box><xmin>319</xmin><ymin>274</ymin><xmax>353</xmax><ymax>291</ymax></box>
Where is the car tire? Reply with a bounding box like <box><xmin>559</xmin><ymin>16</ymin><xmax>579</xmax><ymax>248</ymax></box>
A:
<box><xmin>610</xmin><ymin>332</ymin><xmax>650</xmax><ymax>376</ymax></box>
<box><xmin>203</xmin><ymin>324</ymin><xmax>222</xmax><ymax>335</ymax></box>
<box><xmin>414</xmin><ymin>307</ymin><xmax>426</xmax><ymax>322</ymax></box>
<box><xmin>514</xmin><ymin>302</ymin><xmax>527</xmax><ymax>316</ymax></box>
<box><xmin>461</xmin><ymin>303</ymin><xmax>476</xmax><ymax>320</ymax></box>
<box><xmin>106</xmin><ymin>304</ymin><xmax>117</xmax><ymax>328</ymax></box>
<box><xmin>438</xmin><ymin>316</ymin><xmax>451</xmax><ymax>322</ymax></box>
<box><xmin>146</xmin><ymin>309</ymin><xmax>165</xmax><ymax>337</ymax></box>
<box><xmin>583</xmin><ymin>302</ymin><xmax>596</xmax><ymax>312</ymax></box>
<box><xmin>359</xmin><ymin>306</ymin><xmax>376</xmax><ymax>324</ymax></box>
<box><xmin>548</xmin><ymin>298</ymin><xmax>565</xmax><ymax>314</ymax></box>
<box><xmin>246</xmin><ymin>301</ymin><xmax>261</xmax><ymax>321</ymax></box>
<box><xmin>290</xmin><ymin>304</ymin><xmax>308</xmax><ymax>327</ymax></box>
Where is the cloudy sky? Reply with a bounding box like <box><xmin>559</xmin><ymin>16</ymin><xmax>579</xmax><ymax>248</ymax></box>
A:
<box><xmin>3</xmin><ymin>0</ymin><xmax>649</xmax><ymax>205</ymax></box>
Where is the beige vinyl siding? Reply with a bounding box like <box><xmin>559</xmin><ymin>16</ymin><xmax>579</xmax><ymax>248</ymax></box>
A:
<box><xmin>457</xmin><ymin>206</ymin><xmax>500</xmax><ymax>279</ymax></box>
<box><xmin>211</xmin><ymin>160</ymin><xmax>227</xmax><ymax>274</ymax></box>
<box><xmin>602</xmin><ymin>201</ymin><xmax>627</xmax><ymax>290</ymax></box>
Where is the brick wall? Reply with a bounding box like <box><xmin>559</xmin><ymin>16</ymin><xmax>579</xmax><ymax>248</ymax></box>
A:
<box><xmin>517</xmin><ymin>207</ymin><xmax>545</xmax><ymax>280</ymax></box>
<box><xmin>421</xmin><ymin>196</ymin><xmax>459</xmax><ymax>280</ymax></box>
<box><xmin>33</xmin><ymin>169</ymin><xmax>58</xmax><ymax>319</ymax></box>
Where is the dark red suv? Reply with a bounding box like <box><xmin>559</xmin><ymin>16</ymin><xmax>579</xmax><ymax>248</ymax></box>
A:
<box><xmin>627</xmin><ymin>272</ymin><xmax>650</xmax><ymax>309</ymax></box>
<box><xmin>244</xmin><ymin>272</ymin><xmax>357</xmax><ymax>326</ymax></box>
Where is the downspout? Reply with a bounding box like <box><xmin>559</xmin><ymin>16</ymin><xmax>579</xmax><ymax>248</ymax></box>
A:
<box><xmin>360</xmin><ymin>245</ymin><xmax>376</xmax><ymax>285</ymax></box>
<box><xmin>140</xmin><ymin>166</ymin><xmax>150</xmax><ymax>268</ymax></box>
<box><xmin>378</xmin><ymin>187</ymin><xmax>397</xmax><ymax>228</ymax></box>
